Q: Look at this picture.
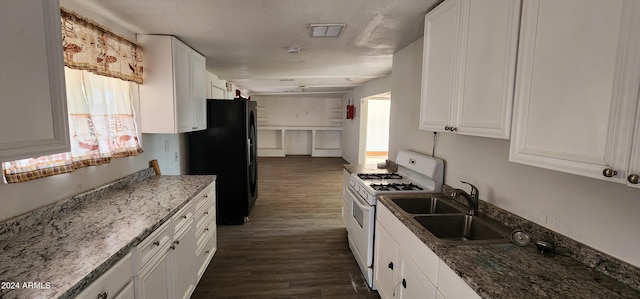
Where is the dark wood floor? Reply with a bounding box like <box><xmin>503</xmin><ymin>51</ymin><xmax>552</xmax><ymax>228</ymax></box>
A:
<box><xmin>191</xmin><ymin>156</ymin><xmax>381</xmax><ymax>299</ymax></box>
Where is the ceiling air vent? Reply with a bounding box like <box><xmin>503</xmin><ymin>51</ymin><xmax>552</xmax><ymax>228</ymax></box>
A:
<box><xmin>309</xmin><ymin>24</ymin><xmax>346</xmax><ymax>38</ymax></box>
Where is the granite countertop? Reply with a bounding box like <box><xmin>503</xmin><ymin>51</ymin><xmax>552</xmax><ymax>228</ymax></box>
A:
<box><xmin>0</xmin><ymin>170</ymin><xmax>215</xmax><ymax>299</ymax></box>
<box><xmin>343</xmin><ymin>161</ymin><xmax>397</xmax><ymax>174</ymax></box>
<box><xmin>378</xmin><ymin>194</ymin><xmax>640</xmax><ymax>298</ymax></box>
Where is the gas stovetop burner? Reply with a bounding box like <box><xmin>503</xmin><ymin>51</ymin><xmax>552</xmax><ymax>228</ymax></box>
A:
<box><xmin>357</xmin><ymin>173</ymin><xmax>403</xmax><ymax>180</ymax></box>
<box><xmin>370</xmin><ymin>183</ymin><xmax>424</xmax><ymax>191</ymax></box>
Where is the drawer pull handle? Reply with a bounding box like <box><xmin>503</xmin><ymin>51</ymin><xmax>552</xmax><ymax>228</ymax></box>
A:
<box><xmin>170</xmin><ymin>245</ymin><xmax>176</xmax><ymax>250</ymax></box>
<box><xmin>97</xmin><ymin>291</ymin><xmax>108</xmax><ymax>299</ymax></box>
<box><xmin>402</xmin><ymin>278</ymin><xmax>407</xmax><ymax>288</ymax></box>
<box><xmin>205</xmin><ymin>250</ymin><xmax>210</xmax><ymax>254</ymax></box>
<box><xmin>182</xmin><ymin>215</ymin><xmax>188</xmax><ymax>219</ymax></box>
<box><xmin>205</xmin><ymin>228</ymin><xmax>210</xmax><ymax>232</ymax></box>
<box><xmin>388</xmin><ymin>262</ymin><xmax>394</xmax><ymax>270</ymax></box>
<box><xmin>174</xmin><ymin>240</ymin><xmax>180</xmax><ymax>245</ymax></box>
<box><xmin>628</xmin><ymin>174</ymin><xmax>640</xmax><ymax>184</ymax></box>
<box><xmin>204</xmin><ymin>211</ymin><xmax>209</xmax><ymax>215</ymax></box>
<box><xmin>153</xmin><ymin>241</ymin><xmax>160</xmax><ymax>246</ymax></box>
<box><xmin>603</xmin><ymin>168</ymin><xmax>617</xmax><ymax>177</ymax></box>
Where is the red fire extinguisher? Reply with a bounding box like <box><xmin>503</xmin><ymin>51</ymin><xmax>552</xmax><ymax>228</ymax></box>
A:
<box><xmin>346</xmin><ymin>99</ymin><xmax>355</xmax><ymax>119</ymax></box>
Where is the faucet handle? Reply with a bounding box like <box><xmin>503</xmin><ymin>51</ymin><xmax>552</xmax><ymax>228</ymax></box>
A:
<box><xmin>460</xmin><ymin>181</ymin><xmax>478</xmax><ymax>198</ymax></box>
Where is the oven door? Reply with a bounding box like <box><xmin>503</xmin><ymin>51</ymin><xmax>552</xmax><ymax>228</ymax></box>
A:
<box><xmin>345</xmin><ymin>186</ymin><xmax>375</xmax><ymax>287</ymax></box>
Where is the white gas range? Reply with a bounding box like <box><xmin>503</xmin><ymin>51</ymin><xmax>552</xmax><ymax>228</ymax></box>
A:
<box><xmin>344</xmin><ymin>150</ymin><xmax>444</xmax><ymax>289</ymax></box>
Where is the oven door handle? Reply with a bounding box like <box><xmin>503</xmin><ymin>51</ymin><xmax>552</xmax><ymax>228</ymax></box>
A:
<box><xmin>348</xmin><ymin>187</ymin><xmax>372</xmax><ymax>212</ymax></box>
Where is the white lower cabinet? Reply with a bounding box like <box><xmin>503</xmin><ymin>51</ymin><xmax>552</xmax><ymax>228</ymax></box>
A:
<box><xmin>375</xmin><ymin>204</ymin><xmax>479</xmax><ymax>299</ymax></box>
<box><xmin>134</xmin><ymin>181</ymin><xmax>217</xmax><ymax>299</ymax></box>
<box><xmin>77</xmin><ymin>181</ymin><xmax>216</xmax><ymax>299</ymax></box>
<box><xmin>76</xmin><ymin>253</ymin><xmax>134</xmax><ymax>299</ymax></box>
<box><xmin>135</xmin><ymin>219</ymin><xmax>173</xmax><ymax>299</ymax></box>
<box><xmin>194</xmin><ymin>183</ymin><xmax>217</xmax><ymax>280</ymax></box>
<box><xmin>373</xmin><ymin>223</ymin><xmax>400</xmax><ymax>299</ymax></box>
<box><xmin>437</xmin><ymin>260</ymin><xmax>479</xmax><ymax>299</ymax></box>
<box><xmin>397</xmin><ymin>249</ymin><xmax>436</xmax><ymax>299</ymax></box>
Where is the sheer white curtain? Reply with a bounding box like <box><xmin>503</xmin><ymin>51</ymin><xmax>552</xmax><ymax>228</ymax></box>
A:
<box><xmin>2</xmin><ymin>68</ymin><xmax>142</xmax><ymax>183</ymax></box>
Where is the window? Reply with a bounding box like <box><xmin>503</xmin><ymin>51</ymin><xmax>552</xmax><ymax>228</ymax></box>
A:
<box><xmin>2</xmin><ymin>68</ymin><xmax>142</xmax><ymax>183</ymax></box>
<box><xmin>1</xmin><ymin>8</ymin><xmax>144</xmax><ymax>184</ymax></box>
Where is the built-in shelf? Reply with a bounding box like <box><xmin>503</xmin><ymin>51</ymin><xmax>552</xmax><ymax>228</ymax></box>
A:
<box><xmin>257</xmin><ymin>126</ymin><xmax>342</xmax><ymax>157</ymax></box>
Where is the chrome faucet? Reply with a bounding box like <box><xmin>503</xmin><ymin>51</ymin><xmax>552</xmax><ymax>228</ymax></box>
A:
<box><xmin>454</xmin><ymin>181</ymin><xmax>479</xmax><ymax>216</ymax></box>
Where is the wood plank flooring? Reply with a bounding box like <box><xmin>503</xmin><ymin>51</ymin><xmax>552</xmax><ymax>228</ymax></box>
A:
<box><xmin>191</xmin><ymin>156</ymin><xmax>381</xmax><ymax>299</ymax></box>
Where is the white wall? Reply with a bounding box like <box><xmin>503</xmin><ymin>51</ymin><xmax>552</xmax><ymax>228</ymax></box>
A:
<box><xmin>341</xmin><ymin>75</ymin><xmax>392</xmax><ymax>164</ymax></box>
<box><xmin>389</xmin><ymin>38</ymin><xmax>640</xmax><ymax>268</ymax></box>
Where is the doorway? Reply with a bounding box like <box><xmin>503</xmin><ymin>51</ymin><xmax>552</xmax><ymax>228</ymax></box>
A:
<box><xmin>358</xmin><ymin>92</ymin><xmax>391</xmax><ymax>165</ymax></box>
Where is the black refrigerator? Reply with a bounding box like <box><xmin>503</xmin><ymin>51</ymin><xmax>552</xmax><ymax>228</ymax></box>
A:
<box><xmin>186</xmin><ymin>99</ymin><xmax>258</xmax><ymax>225</ymax></box>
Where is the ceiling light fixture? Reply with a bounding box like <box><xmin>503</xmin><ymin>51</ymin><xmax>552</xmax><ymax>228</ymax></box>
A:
<box><xmin>309</xmin><ymin>24</ymin><xmax>346</xmax><ymax>38</ymax></box>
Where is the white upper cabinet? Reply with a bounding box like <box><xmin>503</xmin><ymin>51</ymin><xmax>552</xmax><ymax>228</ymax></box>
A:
<box><xmin>0</xmin><ymin>0</ymin><xmax>70</xmax><ymax>163</ymax></box>
<box><xmin>137</xmin><ymin>35</ymin><xmax>206</xmax><ymax>133</ymax></box>
<box><xmin>420</xmin><ymin>0</ymin><xmax>521</xmax><ymax>139</ymax></box>
<box><xmin>509</xmin><ymin>0</ymin><xmax>640</xmax><ymax>185</ymax></box>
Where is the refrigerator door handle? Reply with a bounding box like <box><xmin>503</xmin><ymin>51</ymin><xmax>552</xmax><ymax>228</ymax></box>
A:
<box><xmin>247</xmin><ymin>138</ymin><xmax>252</xmax><ymax>166</ymax></box>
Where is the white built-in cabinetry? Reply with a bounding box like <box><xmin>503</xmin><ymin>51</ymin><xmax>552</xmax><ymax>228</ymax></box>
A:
<box><xmin>374</xmin><ymin>203</ymin><xmax>479</xmax><ymax>299</ymax></box>
<box><xmin>81</xmin><ymin>182</ymin><xmax>216</xmax><ymax>299</ymax></box>
<box><xmin>419</xmin><ymin>0</ymin><xmax>520</xmax><ymax>139</ymax></box>
<box><xmin>420</xmin><ymin>0</ymin><xmax>521</xmax><ymax>139</ymax></box>
<box><xmin>134</xmin><ymin>182</ymin><xmax>216</xmax><ymax>299</ymax></box>
<box><xmin>137</xmin><ymin>35</ymin><xmax>206</xmax><ymax>133</ymax></box>
<box><xmin>0</xmin><ymin>0</ymin><xmax>70</xmax><ymax>163</ymax></box>
<box><xmin>75</xmin><ymin>253</ymin><xmax>134</xmax><ymax>299</ymax></box>
<box><xmin>509</xmin><ymin>0</ymin><xmax>640</xmax><ymax>188</ymax></box>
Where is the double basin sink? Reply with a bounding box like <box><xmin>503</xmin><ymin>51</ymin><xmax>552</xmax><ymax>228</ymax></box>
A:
<box><xmin>387</xmin><ymin>196</ymin><xmax>511</xmax><ymax>245</ymax></box>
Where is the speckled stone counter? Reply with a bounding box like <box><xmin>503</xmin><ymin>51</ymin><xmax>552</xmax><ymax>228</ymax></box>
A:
<box><xmin>0</xmin><ymin>168</ymin><xmax>215</xmax><ymax>299</ymax></box>
<box><xmin>343</xmin><ymin>160</ymin><xmax>397</xmax><ymax>174</ymax></box>
<box><xmin>378</xmin><ymin>193</ymin><xmax>640</xmax><ymax>298</ymax></box>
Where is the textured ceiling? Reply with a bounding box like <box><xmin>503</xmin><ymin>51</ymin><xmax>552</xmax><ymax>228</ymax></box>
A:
<box><xmin>64</xmin><ymin>0</ymin><xmax>441</xmax><ymax>96</ymax></box>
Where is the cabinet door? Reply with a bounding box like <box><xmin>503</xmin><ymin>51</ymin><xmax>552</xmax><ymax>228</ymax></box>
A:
<box><xmin>190</xmin><ymin>51</ymin><xmax>207</xmax><ymax>131</ymax></box>
<box><xmin>173</xmin><ymin>224</ymin><xmax>196</xmax><ymax>299</ymax></box>
<box><xmin>114</xmin><ymin>281</ymin><xmax>134</xmax><ymax>299</ymax></box>
<box><xmin>419</xmin><ymin>0</ymin><xmax>459</xmax><ymax>131</ymax></box>
<box><xmin>0</xmin><ymin>0</ymin><xmax>70</xmax><ymax>163</ymax></box>
<box><xmin>174</xmin><ymin>40</ymin><xmax>194</xmax><ymax>133</ymax></box>
<box><xmin>397</xmin><ymin>250</ymin><xmax>437</xmax><ymax>299</ymax></box>
<box><xmin>437</xmin><ymin>260</ymin><xmax>479</xmax><ymax>299</ymax></box>
<box><xmin>627</xmin><ymin>112</ymin><xmax>640</xmax><ymax>188</ymax></box>
<box><xmin>136</xmin><ymin>250</ymin><xmax>171</xmax><ymax>299</ymax></box>
<box><xmin>454</xmin><ymin>0</ymin><xmax>520</xmax><ymax>139</ymax></box>
<box><xmin>510</xmin><ymin>0</ymin><xmax>640</xmax><ymax>182</ymax></box>
<box><xmin>373</xmin><ymin>222</ymin><xmax>399</xmax><ymax>299</ymax></box>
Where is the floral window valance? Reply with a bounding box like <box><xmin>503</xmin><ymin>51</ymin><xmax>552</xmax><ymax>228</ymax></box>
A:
<box><xmin>61</xmin><ymin>8</ymin><xmax>143</xmax><ymax>84</ymax></box>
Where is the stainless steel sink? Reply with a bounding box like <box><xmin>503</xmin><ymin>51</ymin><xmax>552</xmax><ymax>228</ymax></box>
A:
<box><xmin>385</xmin><ymin>195</ymin><xmax>511</xmax><ymax>245</ymax></box>
<box><xmin>414</xmin><ymin>214</ymin><xmax>509</xmax><ymax>244</ymax></box>
<box><xmin>391</xmin><ymin>197</ymin><xmax>464</xmax><ymax>214</ymax></box>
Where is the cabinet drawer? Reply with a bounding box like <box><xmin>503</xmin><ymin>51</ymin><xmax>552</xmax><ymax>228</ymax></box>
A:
<box><xmin>136</xmin><ymin>221</ymin><xmax>172</xmax><ymax>269</ymax></box>
<box><xmin>196</xmin><ymin>230</ymin><xmax>217</xmax><ymax>280</ymax></box>
<box><xmin>76</xmin><ymin>253</ymin><xmax>133</xmax><ymax>299</ymax></box>
<box><xmin>196</xmin><ymin>201</ymin><xmax>215</xmax><ymax>232</ymax></box>
<box><xmin>195</xmin><ymin>183</ymin><xmax>215</xmax><ymax>212</ymax></box>
<box><xmin>172</xmin><ymin>202</ymin><xmax>194</xmax><ymax>235</ymax></box>
<box><xmin>196</xmin><ymin>216</ymin><xmax>216</xmax><ymax>254</ymax></box>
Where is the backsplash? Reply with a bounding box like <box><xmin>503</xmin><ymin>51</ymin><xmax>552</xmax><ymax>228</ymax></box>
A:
<box><xmin>442</xmin><ymin>185</ymin><xmax>640</xmax><ymax>291</ymax></box>
<box><xmin>0</xmin><ymin>167</ymin><xmax>156</xmax><ymax>238</ymax></box>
